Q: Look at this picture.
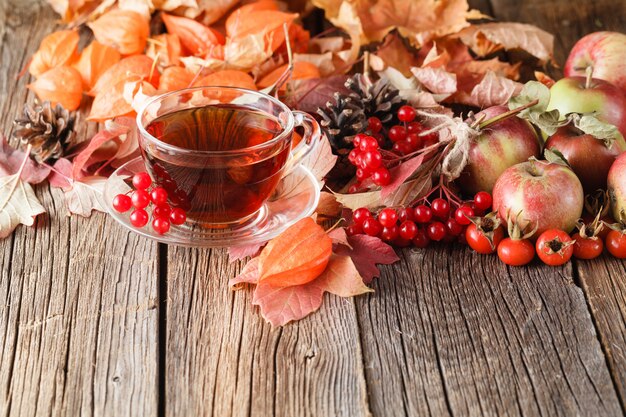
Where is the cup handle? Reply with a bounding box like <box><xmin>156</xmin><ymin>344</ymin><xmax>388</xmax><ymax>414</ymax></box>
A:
<box><xmin>283</xmin><ymin>110</ymin><xmax>322</xmax><ymax>175</ymax></box>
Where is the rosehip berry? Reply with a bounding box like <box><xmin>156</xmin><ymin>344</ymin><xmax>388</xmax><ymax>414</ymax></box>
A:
<box><xmin>446</xmin><ymin>218</ymin><xmax>464</xmax><ymax>236</ymax></box>
<box><xmin>150</xmin><ymin>187</ymin><xmax>169</xmax><ymax>205</ymax></box>
<box><xmin>427</xmin><ymin>221</ymin><xmax>446</xmax><ymax>241</ymax></box>
<box><xmin>397</xmin><ymin>207</ymin><xmax>415</xmax><ymax>223</ymax></box>
<box><xmin>353</xmin><ymin>207</ymin><xmax>372</xmax><ymax>225</ymax></box>
<box><xmin>152</xmin><ymin>217</ymin><xmax>171</xmax><ymax>235</ymax></box>
<box><xmin>170</xmin><ymin>208</ymin><xmax>187</xmax><ymax>225</ymax></box>
<box><xmin>378</xmin><ymin>208</ymin><xmax>398</xmax><ymax>227</ymax></box>
<box><xmin>372</xmin><ymin>167</ymin><xmax>391</xmax><ymax>186</ymax></box>
<box><xmin>130</xmin><ymin>209</ymin><xmax>149</xmax><ymax>227</ymax></box>
<box><xmin>399</xmin><ymin>220</ymin><xmax>418</xmax><ymax>240</ymax></box>
<box><xmin>362</xmin><ymin>218</ymin><xmax>382</xmax><ymax>237</ymax></box>
<box><xmin>412</xmin><ymin>229</ymin><xmax>430</xmax><ymax>248</ymax></box>
<box><xmin>381</xmin><ymin>225</ymin><xmax>400</xmax><ymax>242</ymax></box>
<box><xmin>405</xmin><ymin>133</ymin><xmax>422</xmax><ymax>150</ymax></box>
<box><xmin>362</xmin><ymin>150</ymin><xmax>383</xmax><ymax>169</ymax></box>
<box><xmin>397</xmin><ymin>105</ymin><xmax>416</xmax><ymax>122</ymax></box>
<box><xmin>455</xmin><ymin>205</ymin><xmax>474</xmax><ymax>226</ymax></box>
<box><xmin>131</xmin><ymin>189</ymin><xmax>151</xmax><ymax>209</ymax></box>
<box><xmin>368</xmin><ymin>116</ymin><xmax>383</xmax><ymax>133</ymax></box>
<box><xmin>431</xmin><ymin>198</ymin><xmax>450</xmax><ymax>219</ymax></box>
<box><xmin>414</xmin><ymin>205</ymin><xmax>433</xmax><ymax>223</ymax></box>
<box><xmin>346</xmin><ymin>224</ymin><xmax>363</xmax><ymax>236</ymax></box>
<box><xmin>132</xmin><ymin>172</ymin><xmax>152</xmax><ymax>190</ymax></box>
<box><xmin>388</xmin><ymin>125</ymin><xmax>407</xmax><ymax>142</ymax></box>
<box><xmin>407</xmin><ymin>121</ymin><xmax>424</xmax><ymax>134</ymax></box>
<box><xmin>474</xmin><ymin>191</ymin><xmax>493</xmax><ymax>211</ymax></box>
<box><xmin>112</xmin><ymin>194</ymin><xmax>132</xmax><ymax>213</ymax></box>
<box><xmin>153</xmin><ymin>204</ymin><xmax>172</xmax><ymax>219</ymax></box>
<box><xmin>359</xmin><ymin>136</ymin><xmax>379</xmax><ymax>151</ymax></box>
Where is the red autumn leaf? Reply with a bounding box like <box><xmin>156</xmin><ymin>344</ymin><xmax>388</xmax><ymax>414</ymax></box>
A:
<box><xmin>381</xmin><ymin>154</ymin><xmax>425</xmax><ymax>198</ymax></box>
<box><xmin>228</xmin><ymin>243</ymin><xmax>263</xmax><ymax>263</ymax></box>
<box><xmin>29</xmin><ymin>29</ymin><xmax>79</xmax><ymax>77</ymax></box>
<box><xmin>327</xmin><ymin>227</ymin><xmax>351</xmax><ymax>247</ymax></box>
<box><xmin>257</xmin><ymin>217</ymin><xmax>332</xmax><ymax>287</ymax></box>
<box><xmin>159</xmin><ymin>66</ymin><xmax>195</xmax><ymax>91</ymax></box>
<box><xmin>89</xmin><ymin>55</ymin><xmax>158</xmax><ymax>97</ymax></box>
<box><xmin>162</xmin><ymin>13</ymin><xmax>225</xmax><ymax>56</ymax></box>
<box><xmin>229</xmin><ymin>257</ymin><xmax>260</xmax><ymax>288</ymax></box>
<box><xmin>48</xmin><ymin>158</ymin><xmax>73</xmax><ymax>189</ymax></box>
<box><xmin>72</xmin><ymin>122</ymin><xmax>130</xmax><ymax>179</ymax></box>
<box><xmin>88</xmin><ymin>9</ymin><xmax>150</xmax><ymax>55</ymax></box>
<box><xmin>193</xmin><ymin>70</ymin><xmax>257</xmax><ymax>90</ymax></box>
<box><xmin>73</xmin><ymin>41</ymin><xmax>121</xmax><ymax>90</ymax></box>
<box><xmin>283</xmin><ymin>75</ymin><xmax>351</xmax><ymax>113</ymax></box>
<box><xmin>28</xmin><ymin>66</ymin><xmax>83</xmax><ymax>111</ymax></box>
<box><xmin>334</xmin><ymin>234</ymin><xmax>399</xmax><ymax>284</ymax></box>
<box><xmin>0</xmin><ymin>137</ymin><xmax>51</xmax><ymax>184</ymax></box>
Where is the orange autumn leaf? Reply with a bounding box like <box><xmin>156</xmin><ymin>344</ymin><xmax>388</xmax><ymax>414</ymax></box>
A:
<box><xmin>88</xmin><ymin>9</ymin><xmax>150</xmax><ymax>55</ymax></box>
<box><xmin>89</xmin><ymin>55</ymin><xmax>158</xmax><ymax>96</ymax></box>
<box><xmin>226</xmin><ymin>9</ymin><xmax>298</xmax><ymax>53</ymax></box>
<box><xmin>257</xmin><ymin>61</ymin><xmax>321</xmax><ymax>90</ymax></box>
<box><xmin>146</xmin><ymin>33</ymin><xmax>182</xmax><ymax>67</ymax></box>
<box><xmin>257</xmin><ymin>217</ymin><xmax>332</xmax><ymax>287</ymax></box>
<box><xmin>194</xmin><ymin>70</ymin><xmax>257</xmax><ymax>90</ymax></box>
<box><xmin>162</xmin><ymin>13</ymin><xmax>225</xmax><ymax>57</ymax></box>
<box><xmin>28</xmin><ymin>66</ymin><xmax>83</xmax><ymax>111</ymax></box>
<box><xmin>159</xmin><ymin>66</ymin><xmax>194</xmax><ymax>91</ymax></box>
<box><xmin>74</xmin><ymin>41</ymin><xmax>121</xmax><ymax>90</ymax></box>
<box><xmin>29</xmin><ymin>30</ymin><xmax>80</xmax><ymax>77</ymax></box>
<box><xmin>88</xmin><ymin>80</ymin><xmax>134</xmax><ymax>122</ymax></box>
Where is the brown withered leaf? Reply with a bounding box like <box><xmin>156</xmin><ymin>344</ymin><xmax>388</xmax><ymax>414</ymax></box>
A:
<box><xmin>454</xmin><ymin>70</ymin><xmax>523</xmax><ymax>108</ymax></box>
<box><xmin>372</xmin><ymin>33</ymin><xmax>421</xmax><ymax>76</ymax></box>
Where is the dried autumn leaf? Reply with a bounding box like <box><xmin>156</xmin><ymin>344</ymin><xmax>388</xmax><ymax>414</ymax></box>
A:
<box><xmin>162</xmin><ymin>13</ymin><xmax>225</xmax><ymax>56</ymax></box>
<box><xmin>228</xmin><ymin>244</ymin><xmax>263</xmax><ymax>264</ymax></box>
<box><xmin>72</xmin><ymin>120</ymin><xmax>130</xmax><ymax>178</ymax></box>
<box><xmin>298</xmin><ymin>134</ymin><xmax>337</xmax><ymax>182</ymax></box>
<box><xmin>411</xmin><ymin>66</ymin><xmax>457</xmax><ymax>101</ymax></box>
<box><xmin>223</xmin><ymin>33</ymin><xmax>273</xmax><ymax>70</ymax></box>
<box><xmin>458</xmin><ymin>22</ymin><xmax>554</xmax><ymax>63</ymax></box>
<box><xmin>28</xmin><ymin>66</ymin><xmax>83</xmax><ymax>111</ymax></box>
<box><xmin>63</xmin><ymin>176</ymin><xmax>108</xmax><ymax>217</ymax></box>
<box><xmin>229</xmin><ymin>257</ymin><xmax>260</xmax><ymax>288</ymax></box>
<box><xmin>88</xmin><ymin>9</ymin><xmax>150</xmax><ymax>55</ymax></box>
<box><xmin>29</xmin><ymin>30</ymin><xmax>80</xmax><ymax>77</ymax></box>
<box><xmin>88</xmin><ymin>80</ymin><xmax>134</xmax><ymax>122</ymax></box>
<box><xmin>381</xmin><ymin>154</ymin><xmax>425</xmax><ymax>198</ymax></box>
<box><xmin>74</xmin><ymin>41</ymin><xmax>121</xmax><ymax>90</ymax></box>
<box><xmin>194</xmin><ymin>69</ymin><xmax>257</xmax><ymax>90</ymax></box>
<box><xmin>257</xmin><ymin>217</ymin><xmax>332</xmax><ymax>287</ymax></box>
<box><xmin>456</xmin><ymin>70</ymin><xmax>523</xmax><ymax>108</ymax></box>
<box><xmin>48</xmin><ymin>158</ymin><xmax>73</xmax><ymax>189</ymax></box>
<box><xmin>174</xmin><ymin>0</ymin><xmax>239</xmax><ymax>26</ymax></box>
<box><xmin>334</xmin><ymin>234</ymin><xmax>399</xmax><ymax>284</ymax></box>
<box><xmin>118</xmin><ymin>0</ymin><xmax>153</xmax><ymax>19</ymax></box>
<box><xmin>316</xmin><ymin>191</ymin><xmax>342</xmax><ymax>218</ymax></box>
<box><xmin>226</xmin><ymin>9</ymin><xmax>298</xmax><ymax>52</ymax></box>
<box><xmin>0</xmin><ymin>137</ymin><xmax>51</xmax><ymax>184</ymax></box>
<box><xmin>146</xmin><ymin>33</ymin><xmax>182</xmax><ymax>67</ymax></box>
<box><xmin>89</xmin><ymin>55</ymin><xmax>158</xmax><ymax>96</ymax></box>
<box><xmin>257</xmin><ymin>62</ymin><xmax>321</xmax><ymax>90</ymax></box>
<box><xmin>159</xmin><ymin>66</ymin><xmax>195</xmax><ymax>91</ymax></box>
<box><xmin>372</xmin><ymin>33</ymin><xmax>421</xmax><ymax>77</ymax></box>
<box><xmin>0</xmin><ymin>152</ymin><xmax>46</xmax><ymax>238</ymax></box>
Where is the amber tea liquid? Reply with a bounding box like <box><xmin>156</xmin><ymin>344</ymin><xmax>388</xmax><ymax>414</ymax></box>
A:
<box><xmin>143</xmin><ymin>104</ymin><xmax>290</xmax><ymax>225</ymax></box>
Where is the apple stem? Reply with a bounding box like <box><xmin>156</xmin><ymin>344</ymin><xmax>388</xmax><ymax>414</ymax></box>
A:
<box><xmin>585</xmin><ymin>65</ymin><xmax>594</xmax><ymax>89</ymax></box>
<box><xmin>478</xmin><ymin>99</ymin><xmax>540</xmax><ymax>130</ymax></box>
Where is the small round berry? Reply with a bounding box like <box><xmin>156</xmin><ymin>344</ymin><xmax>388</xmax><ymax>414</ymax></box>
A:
<box><xmin>412</xmin><ymin>229</ymin><xmax>430</xmax><ymax>248</ymax></box>
<box><xmin>112</xmin><ymin>194</ymin><xmax>132</xmax><ymax>213</ymax></box>
<box><xmin>474</xmin><ymin>191</ymin><xmax>493</xmax><ymax>212</ymax></box>
<box><xmin>362</xmin><ymin>218</ymin><xmax>382</xmax><ymax>237</ymax></box>
<box><xmin>427</xmin><ymin>221</ymin><xmax>447</xmax><ymax>241</ymax></box>
<box><xmin>405</xmin><ymin>133</ymin><xmax>422</xmax><ymax>150</ymax></box>
<box><xmin>388</xmin><ymin>125</ymin><xmax>407</xmax><ymax>142</ymax></box>
<box><xmin>130</xmin><ymin>209</ymin><xmax>149</xmax><ymax>227</ymax></box>
<box><xmin>455</xmin><ymin>205</ymin><xmax>474</xmax><ymax>226</ymax></box>
<box><xmin>414</xmin><ymin>205</ymin><xmax>433</xmax><ymax>223</ymax></box>
<box><xmin>392</xmin><ymin>141</ymin><xmax>411</xmax><ymax>155</ymax></box>
<box><xmin>152</xmin><ymin>217</ymin><xmax>171</xmax><ymax>235</ymax></box>
<box><xmin>348</xmin><ymin>149</ymin><xmax>360</xmax><ymax>164</ymax></box>
<box><xmin>346</xmin><ymin>224</ymin><xmax>363</xmax><ymax>236</ymax></box>
<box><xmin>431</xmin><ymin>198</ymin><xmax>450</xmax><ymax>219</ymax></box>
<box><xmin>132</xmin><ymin>172</ymin><xmax>152</xmax><ymax>190</ymax></box>
<box><xmin>399</xmin><ymin>220</ymin><xmax>418</xmax><ymax>240</ymax></box>
<box><xmin>378</xmin><ymin>208</ymin><xmax>398</xmax><ymax>228</ymax></box>
<box><xmin>381</xmin><ymin>225</ymin><xmax>400</xmax><ymax>242</ymax></box>
<box><xmin>153</xmin><ymin>204</ymin><xmax>172</xmax><ymax>219</ymax></box>
<box><xmin>397</xmin><ymin>105</ymin><xmax>416</xmax><ymax>122</ymax></box>
<box><xmin>362</xmin><ymin>150</ymin><xmax>382</xmax><ymax>169</ymax></box>
<box><xmin>359</xmin><ymin>136</ymin><xmax>379</xmax><ymax>151</ymax></box>
<box><xmin>131</xmin><ymin>189</ymin><xmax>151</xmax><ymax>209</ymax></box>
<box><xmin>348</xmin><ymin>184</ymin><xmax>360</xmax><ymax>194</ymax></box>
<box><xmin>407</xmin><ymin>121</ymin><xmax>424</xmax><ymax>134</ymax></box>
<box><xmin>372</xmin><ymin>167</ymin><xmax>391</xmax><ymax>186</ymax></box>
<box><xmin>170</xmin><ymin>208</ymin><xmax>187</xmax><ymax>225</ymax></box>
<box><xmin>353</xmin><ymin>207</ymin><xmax>372</xmax><ymax>225</ymax></box>
<box><xmin>150</xmin><ymin>187</ymin><xmax>168</xmax><ymax>205</ymax></box>
<box><xmin>353</xmin><ymin>133</ymin><xmax>367</xmax><ymax>148</ymax></box>
<box><xmin>397</xmin><ymin>207</ymin><xmax>415</xmax><ymax>223</ymax></box>
<box><xmin>356</xmin><ymin>168</ymin><xmax>370</xmax><ymax>182</ymax></box>
<box><xmin>368</xmin><ymin>117</ymin><xmax>383</xmax><ymax>133</ymax></box>
<box><xmin>446</xmin><ymin>218</ymin><xmax>464</xmax><ymax>236</ymax></box>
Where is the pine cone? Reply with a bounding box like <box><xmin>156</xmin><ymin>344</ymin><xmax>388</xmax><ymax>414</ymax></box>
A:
<box><xmin>317</xmin><ymin>92</ymin><xmax>366</xmax><ymax>150</ymax></box>
<box><xmin>13</xmin><ymin>101</ymin><xmax>75</xmax><ymax>163</ymax></box>
<box><xmin>345</xmin><ymin>74</ymin><xmax>406</xmax><ymax>125</ymax></box>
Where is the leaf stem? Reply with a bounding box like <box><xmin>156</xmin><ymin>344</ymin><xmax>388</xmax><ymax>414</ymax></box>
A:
<box><xmin>479</xmin><ymin>99</ymin><xmax>539</xmax><ymax>130</ymax></box>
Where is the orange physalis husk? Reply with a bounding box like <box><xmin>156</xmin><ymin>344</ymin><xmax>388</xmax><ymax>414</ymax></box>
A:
<box><xmin>225</xmin><ymin>0</ymin><xmax>280</xmax><ymax>36</ymax></box>
<box><xmin>159</xmin><ymin>66</ymin><xmax>194</xmax><ymax>91</ymax></box>
<box><xmin>87</xmin><ymin>9</ymin><xmax>150</xmax><ymax>56</ymax></box>
<box><xmin>257</xmin><ymin>217</ymin><xmax>333</xmax><ymax>287</ymax></box>
<box><xmin>161</xmin><ymin>13</ymin><xmax>225</xmax><ymax>57</ymax></box>
<box><xmin>146</xmin><ymin>33</ymin><xmax>182</xmax><ymax>67</ymax></box>
<box><xmin>226</xmin><ymin>9</ymin><xmax>298</xmax><ymax>53</ymax></box>
<box><xmin>74</xmin><ymin>41</ymin><xmax>121</xmax><ymax>90</ymax></box>
<box><xmin>257</xmin><ymin>61</ymin><xmax>321</xmax><ymax>90</ymax></box>
<box><xmin>89</xmin><ymin>55</ymin><xmax>159</xmax><ymax>97</ymax></box>
<box><xmin>88</xmin><ymin>79</ymin><xmax>136</xmax><ymax>122</ymax></box>
<box><xmin>194</xmin><ymin>70</ymin><xmax>257</xmax><ymax>90</ymax></box>
<box><xmin>28</xmin><ymin>66</ymin><xmax>83</xmax><ymax>111</ymax></box>
<box><xmin>29</xmin><ymin>30</ymin><xmax>80</xmax><ymax>77</ymax></box>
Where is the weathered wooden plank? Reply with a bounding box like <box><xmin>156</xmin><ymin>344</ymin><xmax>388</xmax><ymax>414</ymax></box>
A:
<box><xmin>164</xmin><ymin>247</ymin><xmax>371</xmax><ymax>417</ymax></box>
<box><xmin>356</xmin><ymin>246</ymin><xmax>623</xmax><ymax>417</ymax></box>
<box><xmin>0</xmin><ymin>1</ymin><xmax>160</xmax><ymax>416</ymax></box>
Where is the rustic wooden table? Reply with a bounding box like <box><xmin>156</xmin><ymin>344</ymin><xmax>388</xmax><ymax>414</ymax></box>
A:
<box><xmin>2</xmin><ymin>0</ymin><xmax>626</xmax><ymax>416</ymax></box>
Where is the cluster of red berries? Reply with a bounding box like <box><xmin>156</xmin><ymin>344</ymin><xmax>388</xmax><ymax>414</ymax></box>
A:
<box><xmin>348</xmin><ymin>134</ymin><xmax>390</xmax><ymax>188</ymax></box>
<box><xmin>112</xmin><ymin>171</ymin><xmax>187</xmax><ymax>235</ymax></box>
<box><xmin>387</xmin><ymin>105</ymin><xmax>439</xmax><ymax>155</ymax></box>
<box><xmin>347</xmin><ymin>191</ymin><xmax>493</xmax><ymax>248</ymax></box>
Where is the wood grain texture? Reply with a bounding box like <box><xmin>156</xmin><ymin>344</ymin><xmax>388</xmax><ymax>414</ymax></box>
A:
<box><xmin>164</xmin><ymin>247</ymin><xmax>372</xmax><ymax>417</ymax></box>
<box><xmin>0</xmin><ymin>1</ymin><xmax>160</xmax><ymax>416</ymax></box>
<box><xmin>357</xmin><ymin>246</ymin><xmax>623</xmax><ymax>417</ymax></box>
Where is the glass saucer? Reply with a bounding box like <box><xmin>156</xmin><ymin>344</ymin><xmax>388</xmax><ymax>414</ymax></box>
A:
<box><xmin>103</xmin><ymin>157</ymin><xmax>320</xmax><ymax>247</ymax></box>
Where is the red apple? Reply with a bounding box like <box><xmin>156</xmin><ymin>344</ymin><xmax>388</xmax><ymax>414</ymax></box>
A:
<box><xmin>457</xmin><ymin>105</ymin><xmax>541</xmax><ymax>195</ymax></box>
<box><xmin>565</xmin><ymin>32</ymin><xmax>626</xmax><ymax>94</ymax></box>
<box><xmin>608</xmin><ymin>152</ymin><xmax>626</xmax><ymax>221</ymax></box>
<box><xmin>545</xmin><ymin>125</ymin><xmax>626</xmax><ymax>193</ymax></box>
<box><xmin>492</xmin><ymin>159</ymin><xmax>584</xmax><ymax>235</ymax></box>
<box><xmin>547</xmin><ymin>77</ymin><xmax>626</xmax><ymax>137</ymax></box>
